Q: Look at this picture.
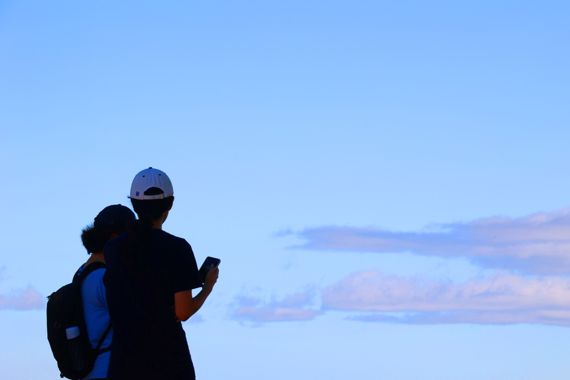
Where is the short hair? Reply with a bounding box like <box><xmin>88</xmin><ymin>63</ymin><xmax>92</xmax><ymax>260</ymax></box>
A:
<box><xmin>81</xmin><ymin>225</ymin><xmax>112</xmax><ymax>254</ymax></box>
<box><xmin>130</xmin><ymin>195</ymin><xmax>174</xmax><ymax>223</ymax></box>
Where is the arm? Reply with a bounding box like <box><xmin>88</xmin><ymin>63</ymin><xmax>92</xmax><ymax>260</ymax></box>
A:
<box><xmin>174</xmin><ymin>266</ymin><xmax>219</xmax><ymax>321</ymax></box>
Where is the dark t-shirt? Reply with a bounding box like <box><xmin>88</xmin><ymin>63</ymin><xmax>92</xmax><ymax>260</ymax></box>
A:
<box><xmin>104</xmin><ymin>229</ymin><xmax>201</xmax><ymax>380</ymax></box>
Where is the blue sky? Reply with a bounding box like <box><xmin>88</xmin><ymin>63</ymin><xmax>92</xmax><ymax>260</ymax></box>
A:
<box><xmin>2</xmin><ymin>1</ymin><xmax>570</xmax><ymax>379</ymax></box>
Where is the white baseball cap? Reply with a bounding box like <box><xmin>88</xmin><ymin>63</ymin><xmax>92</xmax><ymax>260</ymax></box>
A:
<box><xmin>129</xmin><ymin>167</ymin><xmax>174</xmax><ymax>200</ymax></box>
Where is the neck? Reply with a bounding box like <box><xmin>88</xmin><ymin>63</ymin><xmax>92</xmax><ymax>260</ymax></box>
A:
<box><xmin>150</xmin><ymin>212</ymin><xmax>167</xmax><ymax>229</ymax></box>
<box><xmin>86</xmin><ymin>252</ymin><xmax>105</xmax><ymax>265</ymax></box>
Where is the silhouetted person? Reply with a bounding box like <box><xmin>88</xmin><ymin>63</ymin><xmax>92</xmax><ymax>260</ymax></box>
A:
<box><xmin>79</xmin><ymin>204</ymin><xmax>136</xmax><ymax>380</ymax></box>
<box><xmin>104</xmin><ymin>167</ymin><xmax>219</xmax><ymax>380</ymax></box>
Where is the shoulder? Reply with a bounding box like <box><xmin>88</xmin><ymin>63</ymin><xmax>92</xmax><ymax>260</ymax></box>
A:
<box><xmin>155</xmin><ymin>230</ymin><xmax>193</xmax><ymax>251</ymax></box>
<box><xmin>75</xmin><ymin>262</ymin><xmax>105</xmax><ymax>280</ymax></box>
<box><xmin>81</xmin><ymin>267</ymin><xmax>106</xmax><ymax>299</ymax></box>
<box><xmin>82</xmin><ymin>266</ymin><xmax>106</xmax><ymax>285</ymax></box>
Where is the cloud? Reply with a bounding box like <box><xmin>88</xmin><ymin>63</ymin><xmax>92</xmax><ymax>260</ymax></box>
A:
<box><xmin>231</xmin><ymin>271</ymin><xmax>570</xmax><ymax>326</ymax></box>
<box><xmin>322</xmin><ymin>271</ymin><xmax>570</xmax><ymax>326</ymax></box>
<box><xmin>349</xmin><ymin>310</ymin><xmax>570</xmax><ymax>326</ymax></box>
<box><xmin>0</xmin><ymin>286</ymin><xmax>45</xmax><ymax>311</ymax></box>
<box><xmin>244</xmin><ymin>208</ymin><xmax>570</xmax><ymax>326</ymax></box>
<box><xmin>231</xmin><ymin>289</ymin><xmax>321</xmax><ymax>324</ymax></box>
<box><xmin>292</xmin><ymin>208</ymin><xmax>570</xmax><ymax>274</ymax></box>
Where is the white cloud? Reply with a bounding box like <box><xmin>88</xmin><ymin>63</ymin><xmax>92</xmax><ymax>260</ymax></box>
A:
<box><xmin>231</xmin><ymin>270</ymin><xmax>570</xmax><ymax>326</ymax></box>
<box><xmin>0</xmin><ymin>286</ymin><xmax>44</xmax><ymax>311</ymax></box>
<box><xmin>231</xmin><ymin>290</ymin><xmax>321</xmax><ymax>323</ymax></box>
<box><xmin>322</xmin><ymin>271</ymin><xmax>570</xmax><ymax>326</ymax></box>
<box><xmin>293</xmin><ymin>208</ymin><xmax>570</xmax><ymax>274</ymax></box>
<box><xmin>243</xmin><ymin>208</ymin><xmax>570</xmax><ymax>326</ymax></box>
<box><xmin>350</xmin><ymin>310</ymin><xmax>570</xmax><ymax>326</ymax></box>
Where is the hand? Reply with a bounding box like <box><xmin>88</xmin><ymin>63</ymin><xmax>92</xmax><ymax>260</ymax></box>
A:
<box><xmin>204</xmin><ymin>265</ymin><xmax>219</xmax><ymax>292</ymax></box>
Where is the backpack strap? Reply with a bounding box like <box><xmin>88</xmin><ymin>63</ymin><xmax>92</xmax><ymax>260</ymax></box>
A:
<box><xmin>94</xmin><ymin>322</ymin><xmax>112</xmax><ymax>354</ymax></box>
<box><xmin>75</xmin><ymin>262</ymin><xmax>113</xmax><ymax>355</ymax></box>
<box><xmin>74</xmin><ymin>262</ymin><xmax>107</xmax><ymax>283</ymax></box>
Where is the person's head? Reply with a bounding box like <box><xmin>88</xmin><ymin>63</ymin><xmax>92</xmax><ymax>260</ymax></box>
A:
<box><xmin>81</xmin><ymin>204</ymin><xmax>136</xmax><ymax>254</ymax></box>
<box><xmin>129</xmin><ymin>167</ymin><xmax>174</xmax><ymax>225</ymax></box>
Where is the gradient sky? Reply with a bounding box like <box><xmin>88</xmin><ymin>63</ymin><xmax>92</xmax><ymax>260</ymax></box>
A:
<box><xmin>1</xmin><ymin>1</ymin><xmax>570</xmax><ymax>379</ymax></box>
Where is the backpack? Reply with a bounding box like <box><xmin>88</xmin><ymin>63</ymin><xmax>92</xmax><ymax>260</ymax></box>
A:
<box><xmin>46</xmin><ymin>262</ymin><xmax>112</xmax><ymax>379</ymax></box>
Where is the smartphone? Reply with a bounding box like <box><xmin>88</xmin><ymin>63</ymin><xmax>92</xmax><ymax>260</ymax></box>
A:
<box><xmin>198</xmin><ymin>256</ymin><xmax>221</xmax><ymax>285</ymax></box>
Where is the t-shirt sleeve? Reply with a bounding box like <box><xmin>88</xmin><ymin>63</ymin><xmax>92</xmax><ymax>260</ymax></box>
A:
<box><xmin>170</xmin><ymin>239</ymin><xmax>201</xmax><ymax>293</ymax></box>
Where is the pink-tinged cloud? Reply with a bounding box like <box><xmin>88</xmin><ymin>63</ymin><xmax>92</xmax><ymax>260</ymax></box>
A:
<box><xmin>232</xmin><ymin>290</ymin><xmax>321</xmax><ymax>323</ymax></box>
<box><xmin>0</xmin><ymin>286</ymin><xmax>45</xmax><ymax>310</ymax></box>
<box><xmin>351</xmin><ymin>310</ymin><xmax>570</xmax><ymax>326</ymax></box>
<box><xmin>323</xmin><ymin>271</ymin><xmax>570</xmax><ymax>326</ymax></box>
<box><xmin>293</xmin><ymin>208</ymin><xmax>570</xmax><ymax>274</ymax></box>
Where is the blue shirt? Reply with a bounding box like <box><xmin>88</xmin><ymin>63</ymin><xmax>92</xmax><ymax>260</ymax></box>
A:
<box><xmin>79</xmin><ymin>266</ymin><xmax>112</xmax><ymax>380</ymax></box>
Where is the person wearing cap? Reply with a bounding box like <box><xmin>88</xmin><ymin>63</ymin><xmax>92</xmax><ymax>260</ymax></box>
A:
<box><xmin>79</xmin><ymin>204</ymin><xmax>136</xmax><ymax>380</ymax></box>
<box><xmin>104</xmin><ymin>167</ymin><xmax>219</xmax><ymax>380</ymax></box>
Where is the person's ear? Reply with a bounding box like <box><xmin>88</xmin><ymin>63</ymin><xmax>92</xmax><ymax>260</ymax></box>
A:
<box><xmin>161</xmin><ymin>209</ymin><xmax>170</xmax><ymax>223</ymax></box>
